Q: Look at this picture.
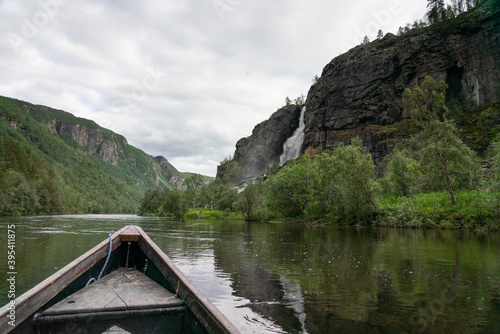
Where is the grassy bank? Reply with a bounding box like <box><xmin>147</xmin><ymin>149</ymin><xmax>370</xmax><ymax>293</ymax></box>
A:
<box><xmin>377</xmin><ymin>191</ymin><xmax>500</xmax><ymax>231</ymax></box>
<box><xmin>164</xmin><ymin>191</ymin><xmax>500</xmax><ymax>232</ymax></box>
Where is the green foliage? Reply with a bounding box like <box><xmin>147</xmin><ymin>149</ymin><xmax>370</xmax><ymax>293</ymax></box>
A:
<box><xmin>284</xmin><ymin>95</ymin><xmax>305</xmax><ymax>107</ymax></box>
<box><xmin>380</xmin><ymin>144</ymin><xmax>421</xmax><ymax>196</ymax></box>
<box><xmin>294</xmin><ymin>94</ymin><xmax>305</xmax><ymax>105</ymax></box>
<box><xmin>427</xmin><ymin>0</ymin><xmax>446</xmax><ymax>24</ymax></box>
<box><xmin>184</xmin><ymin>208</ymin><xmax>225</xmax><ymax>220</ymax></box>
<box><xmin>235</xmin><ymin>182</ymin><xmax>264</xmax><ymax>222</ymax></box>
<box><xmin>0</xmin><ymin>136</ymin><xmax>63</xmax><ymax>215</ymax></box>
<box><xmin>486</xmin><ymin>134</ymin><xmax>500</xmax><ymax>192</ymax></box>
<box><xmin>403</xmin><ymin>76</ymin><xmax>449</xmax><ymax>124</ymax></box>
<box><xmin>183</xmin><ymin>173</ymin><xmax>205</xmax><ymax>208</ymax></box>
<box><xmin>209</xmin><ymin>179</ymin><xmax>238</xmax><ymax>211</ymax></box>
<box><xmin>162</xmin><ymin>189</ymin><xmax>187</xmax><ymax>219</ymax></box>
<box><xmin>316</xmin><ymin>137</ymin><xmax>378</xmax><ymax>223</ymax></box>
<box><xmin>378</xmin><ymin>191</ymin><xmax>499</xmax><ymax>230</ymax></box>
<box><xmin>138</xmin><ymin>178</ymin><xmax>240</xmax><ymax>219</ymax></box>
<box><xmin>266</xmin><ymin>155</ymin><xmax>319</xmax><ymax>221</ymax></box>
<box><xmin>0</xmin><ymin>95</ymin><xmax>187</xmax><ymax>215</ymax></box>
<box><xmin>265</xmin><ymin>137</ymin><xmax>377</xmax><ymax>224</ymax></box>
<box><xmin>403</xmin><ymin>76</ymin><xmax>482</xmax><ymax>204</ymax></box>
<box><xmin>415</xmin><ymin>120</ymin><xmax>481</xmax><ymax>192</ymax></box>
<box><xmin>138</xmin><ymin>187</ymin><xmax>187</xmax><ymax>218</ymax></box>
<box><xmin>138</xmin><ymin>189</ymin><xmax>164</xmax><ymax>216</ymax></box>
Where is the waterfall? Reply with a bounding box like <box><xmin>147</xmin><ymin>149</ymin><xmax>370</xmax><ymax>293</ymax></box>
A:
<box><xmin>279</xmin><ymin>106</ymin><xmax>306</xmax><ymax>166</ymax></box>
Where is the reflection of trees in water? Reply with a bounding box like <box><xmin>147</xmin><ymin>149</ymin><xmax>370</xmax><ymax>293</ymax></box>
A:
<box><xmin>214</xmin><ymin>235</ymin><xmax>303</xmax><ymax>333</ymax></box>
<box><xmin>212</xmin><ymin>225</ymin><xmax>410</xmax><ymax>333</ymax></box>
<box><xmin>212</xmin><ymin>223</ymin><xmax>500</xmax><ymax>333</ymax></box>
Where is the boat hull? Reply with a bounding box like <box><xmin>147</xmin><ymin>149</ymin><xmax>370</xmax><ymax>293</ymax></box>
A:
<box><xmin>0</xmin><ymin>225</ymin><xmax>239</xmax><ymax>334</ymax></box>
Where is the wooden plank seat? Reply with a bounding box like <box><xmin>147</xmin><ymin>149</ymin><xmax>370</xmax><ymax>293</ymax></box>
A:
<box><xmin>40</xmin><ymin>268</ymin><xmax>184</xmax><ymax>317</ymax></box>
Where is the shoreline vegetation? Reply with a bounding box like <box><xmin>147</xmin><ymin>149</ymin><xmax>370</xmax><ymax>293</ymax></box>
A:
<box><xmin>139</xmin><ymin>77</ymin><xmax>500</xmax><ymax>232</ymax></box>
<box><xmin>139</xmin><ymin>191</ymin><xmax>500</xmax><ymax>232</ymax></box>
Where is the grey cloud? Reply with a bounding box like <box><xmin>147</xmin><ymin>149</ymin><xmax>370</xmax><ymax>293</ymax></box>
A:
<box><xmin>0</xmin><ymin>0</ymin><xmax>428</xmax><ymax>175</ymax></box>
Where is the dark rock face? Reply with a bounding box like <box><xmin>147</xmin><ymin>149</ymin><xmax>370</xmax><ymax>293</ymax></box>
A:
<box><xmin>217</xmin><ymin>4</ymin><xmax>499</xmax><ymax>185</ymax></box>
<box><xmin>217</xmin><ymin>104</ymin><xmax>302</xmax><ymax>184</ymax></box>
<box><xmin>303</xmin><ymin>4</ymin><xmax>500</xmax><ymax>164</ymax></box>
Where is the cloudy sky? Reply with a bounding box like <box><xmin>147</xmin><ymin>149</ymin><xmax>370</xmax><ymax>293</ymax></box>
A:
<box><xmin>1</xmin><ymin>0</ymin><xmax>428</xmax><ymax>176</ymax></box>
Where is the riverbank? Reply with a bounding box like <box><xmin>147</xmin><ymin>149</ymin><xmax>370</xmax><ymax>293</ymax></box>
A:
<box><xmin>139</xmin><ymin>190</ymin><xmax>500</xmax><ymax>232</ymax></box>
<box><xmin>376</xmin><ymin>191</ymin><xmax>500</xmax><ymax>231</ymax></box>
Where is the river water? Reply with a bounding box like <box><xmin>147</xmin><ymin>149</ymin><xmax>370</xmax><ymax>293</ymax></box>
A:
<box><xmin>0</xmin><ymin>215</ymin><xmax>499</xmax><ymax>333</ymax></box>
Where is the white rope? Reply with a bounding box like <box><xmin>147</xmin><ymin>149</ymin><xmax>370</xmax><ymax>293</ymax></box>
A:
<box><xmin>86</xmin><ymin>233</ymin><xmax>113</xmax><ymax>286</ymax></box>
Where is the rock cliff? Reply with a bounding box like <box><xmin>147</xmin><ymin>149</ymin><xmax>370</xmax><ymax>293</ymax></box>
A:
<box><xmin>217</xmin><ymin>104</ymin><xmax>302</xmax><ymax>185</ymax></box>
<box><xmin>21</xmin><ymin>103</ymin><xmax>189</xmax><ymax>190</ymax></box>
<box><xmin>218</xmin><ymin>3</ymin><xmax>500</xmax><ymax>185</ymax></box>
<box><xmin>43</xmin><ymin>119</ymin><xmax>123</xmax><ymax>164</ymax></box>
<box><xmin>304</xmin><ymin>3</ymin><xmax>499</xmax><ymax>163</ymax></box>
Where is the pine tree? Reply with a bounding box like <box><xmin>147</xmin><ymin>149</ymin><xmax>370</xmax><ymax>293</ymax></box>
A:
<box><xmin>427</xmin><ymin>0</ymin><xmax>446</xmax><ymax>24</ymax></box>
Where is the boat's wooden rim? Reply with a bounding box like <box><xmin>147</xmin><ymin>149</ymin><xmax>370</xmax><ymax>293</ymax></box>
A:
<box><xmin>0</xmin><ymin>225</ymin><xmax>241</xmax><ymax>334</ymax></box>
<box><xmin>135</xmin><ymin>226</ymin><xmax>240</xmax><ymax>334</ymax></box>
<box><xmin>0</xmin><ymin>226</ymin><xmax>126</xmax><ymax>333</ymax></box>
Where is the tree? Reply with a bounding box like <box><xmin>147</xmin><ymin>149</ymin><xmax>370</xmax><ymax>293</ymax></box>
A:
<box><xmin>486</xmin><ymin>134</ymin><xmax>500</xmax><ymax>218</ymax></box>
<box><xmin>316</xmin><ymin>137</ymin><xmax>378</xmax><ymax>223</ymax></box>
<box><xmin>452</xmin><ymin>0</ymin><xmax>466</xmax><ymax>14</ymax></box>
<box><xmin>138</xmin><ymin>188</ymin><xmax>164</xmax><ymax>216</ymax></box>
<box><xmin>427</xmin><ymin>0</ymin><xmax>446</xmax><ymax>24</ymax></box>
<box><xmin>0</xmin><ymin>170</ymin><xmax>35</xmax><ymax>215</ymax></box>
<box><xmin>486</xmin><ymin>134</ymin><xmax>500</xmax><ymax>192</ymax></box>
<box><xmin>377</xmin><ymin>29</ymin><xmax>384</xmax><ymax>39</ymax></box>
<box><xmin>235</xmin><ymin>182</ymin><xmax>263</xmax><ymax>222</ymax></box>
<box><xmin>362</xmin><ymin>36</ymin><xmax>370</xmax><ymax>45</ymax></box>
<box><xmin>210</xmin><ymin>179</ymin><xmax>238</xmax><ymax>211</ymax></box>
<box><xmin>265</xmin><ymin>155</ymin><xmax>319</xmax><ymax>220</ymax></box>
<box><xmin>183</xmin><ymin>173</ymin><xmax>204</xmax><ymax>208</ymax></box>
<box><xmin>294</xmin><ymin>94</ymin><xmax>305</xmax><ymax>105</ymax></box>
<box><xmin>381</xmin><ymin>144</ymin><xmax>421</xmax><ymax>196</ymax></box>
<box><xmin>403</xmin><ymin>76</ymin><xmax>481</xmax><ymax>204</ymax></box>
<box><xmin>162</xmin><ymin>189</ymin><xmax>186</xmax><ymax>219</ymax></box>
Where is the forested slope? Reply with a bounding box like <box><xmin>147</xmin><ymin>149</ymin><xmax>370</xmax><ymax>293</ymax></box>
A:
<box><xmin>0</xmin><ymin>96</ymin><xmax>194</xmax><ymax>215</ymax></box>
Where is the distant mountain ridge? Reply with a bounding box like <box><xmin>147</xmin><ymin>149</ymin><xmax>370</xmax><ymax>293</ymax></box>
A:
<box><xmin>0</xmin><ymin>95</ymin><xmax>209</xmax><ymax>215</ymax></box>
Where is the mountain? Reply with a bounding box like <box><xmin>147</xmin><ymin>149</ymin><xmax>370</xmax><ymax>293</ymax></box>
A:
<box><xmin>217</xmin><ymin>104</ymin><xmax>303</xmax><ymax>185</ymax></box>
<box><xmin>0</xmin><ymin>95</ymin><xmax>209</xmax><ymax>215</ymax></box>
<box><xmin>217</xmin><ymin>2</ymin><xmax>500</xmax><ymax>185</ymax></box>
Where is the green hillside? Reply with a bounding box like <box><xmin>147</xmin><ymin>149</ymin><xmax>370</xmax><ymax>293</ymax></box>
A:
<box><xmin>0</xmin><ymin>95</ymin><xmax>209</xmax><ymax>215</ymax></box>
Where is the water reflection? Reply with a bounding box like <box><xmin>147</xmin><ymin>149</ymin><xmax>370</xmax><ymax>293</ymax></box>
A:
<box><xmin>0</xmin><ymin>216</ymin><xmax>499</xmax><ymax>333</ymax></box>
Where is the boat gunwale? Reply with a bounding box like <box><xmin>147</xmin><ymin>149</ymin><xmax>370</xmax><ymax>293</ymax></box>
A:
<box><xmin>135</xmin><ymin>225</ymin><xmax>241</xmax><ymax>334</ymax></box>
<box><xmin>0</xmin><ymin>225</ymin><xmax>241</xmax><ymax>334</ymax></box>
<box><xmin>0</xmin><ymin>226</ymin><xmax>127</xmax><ymax>333</ymax></box>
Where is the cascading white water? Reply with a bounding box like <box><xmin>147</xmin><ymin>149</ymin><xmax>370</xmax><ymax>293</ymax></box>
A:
<box><xmin>279</xmin><ymin>106</ymin><xmax>306</xmax><ymax>166</ymax></box>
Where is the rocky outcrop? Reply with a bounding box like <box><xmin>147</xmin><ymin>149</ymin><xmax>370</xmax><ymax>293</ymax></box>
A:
<box><xmin>28</xmin><ymin>105</ymin><xmax>193</xmax><ymax>190</ymax></box>
<box><xmin>303</xmin><ymin>3</ymin><xmax>500</xmax><ymax>163</ymax></box>
<box><xmin>217</xmin><ymin>104</ymin><xmax>302</xmax><ymax>184</ymax></box>
<box><xmin>154</xmin><ymin>156</ymin><xmax>185</xmax><ymax>189</ymax></box>
<box><xmin>43</xmin><ymin>119</ymin><xmax>124</xmax><ymax>163</ymax></box>
<box><xmin>218</xmin><ymin>3</ymin><xmax>499</xmax><ymax>185</ymax></box>
<box><xmin>42</xmin><ymin>117</ymin><xmax>188</xmax><ymax>189</ymax></box>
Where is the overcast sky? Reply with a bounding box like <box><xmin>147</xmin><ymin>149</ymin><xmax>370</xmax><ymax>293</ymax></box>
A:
<box><xmin>1</xmin><ymin>0</ymin><xmax>428</xmax><ymax>176</ymax></box>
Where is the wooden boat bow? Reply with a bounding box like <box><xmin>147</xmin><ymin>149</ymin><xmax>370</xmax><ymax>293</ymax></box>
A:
<box><xmin>0</xmin><ymin>225</ymin><xmax>240</xmax><ymax>334</ymax></box>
